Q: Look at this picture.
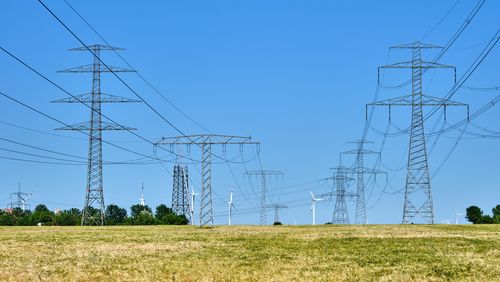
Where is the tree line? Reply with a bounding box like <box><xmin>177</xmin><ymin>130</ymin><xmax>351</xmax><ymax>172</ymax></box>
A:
<box><xmin>0</xmin><ymin>203</ymin><xmax>188</xmax><ymax>226</ymax></box>
<box><xmin>466</xmin><ymin>205</ymin><xmax>500</xmax><ymax>224</ymax></box>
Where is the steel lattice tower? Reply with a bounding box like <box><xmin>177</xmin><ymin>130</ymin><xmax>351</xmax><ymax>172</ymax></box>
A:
<box><xmin>341</xmin><ymin>140</ymin><xmax>385</xmax><ymax>224</ymax></box>
<box><xmin>154</xmin><ymin>134</ymin><xmax>259</xmax><ymax>227</ymax></box>
<box><xmin>171</xmin><ymin>165</ymin><xmax>190</xmax><ymax>219</ymax></box>
<box><xmin>245</xmin><ymin>170</ymin><xmax>284</xmax><ymax>225</ymax></box>
<box><xmin>53</xmin><ymin>45</ymin><xmax>138</xmax><ymax>226</ymax></box>
<box><xmin>8</xmin><ymin>183</ymin><xmax>32</xmax><ymax>212</ymax></box>
<box><xmin>367</xmin><ymin>42</ymin><xmax>468</xmax><ymax>224</ymax></box>
<box><xmin>264</xmin><ymin>203</ymin><xmax>288</xmax><ymax>224</ymax></box>
<box><xmin>331</xmin><ymin>165</ymin><xmax>355</xmax><ymax>224</ymax></box>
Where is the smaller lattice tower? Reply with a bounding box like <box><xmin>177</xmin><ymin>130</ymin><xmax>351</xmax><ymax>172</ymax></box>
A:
<box><xmin>171</xmin><ymin>165</ymin><xmax>190</xmax><ymax>220</ymax></box>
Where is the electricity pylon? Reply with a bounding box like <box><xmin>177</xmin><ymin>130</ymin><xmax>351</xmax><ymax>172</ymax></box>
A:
<box><xmin>154</xmin><ymin>134</ymin><xmax>259</xmax><ymax>227</ymax></box>
<box><xmin>53</xmin><ymin>44</ymin><xmax>139</xmax><ymax>226</ymax></box>
<box><xmin>9</xmin><ymin>183</ymin><xmax>32</xmax><ymax>211</ymax></box>
<box><xmin>172</xmin><ymin>165</ymin><xmax>190</xmax><ymax>219</ymax></box>
<box><xmin>341</xmin><ymin>140</ymin><xmax>386</xmax><ymax>224</ymax></box>
<box><xmin>264</xmin><ymin>203</ymin><xmax>288</xmax><ymax>224</ymax></box>
<box><xmin>245</xmin><ymin>170</ymin><xmax>284</xmax><ymax>225</ymax></box>
<box><xmin>367</xmin><ymin>41</ymin><xmax>468</xmax><ymax>224</ymax></box>
<box><xmin>319</xmin><ymin>165</ymin><xmax>356</xmax><ymax>224</ymax></box>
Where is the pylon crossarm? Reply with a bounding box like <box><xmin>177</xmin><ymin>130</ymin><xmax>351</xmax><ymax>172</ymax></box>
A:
<box><xmin>341</xmin><ymin>149</ymin><xmax>380</xmax><ymax>155</ymax></box>
<box><xmin>380</xmin><ymin>60</ymin><xmax>454</xmax><ymax>69</ymax></box>
<box><xmin>368</xmin><ymin>94</ymin><xmax>468</xmax><ymax>107</ymax></box>
<box><xmin>57</xmin><ymin>64</ymin><xmax>135</xmax><ymax>73</ymax></box>
<box><xmin>68</xmin><ymin>44</ymin><xmax>125</xmax><ymax>51</ymax></box>
<box><xmin>155</xmin><ymin>135</ymin><xmax>258</xmax><ymax>146</ymax></box>
<box><xmin>55</xmin><ymin>121</ymin><xmax>136</xmax><ymax>131</ymax></box>
<box><xmin>390</xmin><ymin>42</ymin><xmax>443</xmax><ymax>49</ymax></box>
<box><xmin>51</xmin><ymin>93</ymin><xmax>140</xmax><ymax>103</ymax></box>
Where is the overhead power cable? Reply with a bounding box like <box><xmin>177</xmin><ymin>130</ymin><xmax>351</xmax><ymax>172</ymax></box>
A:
<box><xmin>62</xmin><ymin>0</ymin><xmax>212</xmax><ymax>135</ymax></box>
<box><xmin>37</xmin><ymin>0</ymin><xmax>247</xmax><ymax>165</ymax></box>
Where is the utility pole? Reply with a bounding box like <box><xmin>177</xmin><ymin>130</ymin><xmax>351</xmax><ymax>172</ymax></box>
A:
<box><xmin>245</xmin><ymin>170</ymin><xmax>284</xmax><ymax>225</ymax></box>
<box><xmin>154</xmin><ymin>134</ymin><xmax>259</xmax><ymax>227</ymax></box>
<box><xmin>53</xmin><ymin>44</ymin><xmax>139</xmax><ymax>226</ymax></box>
<box><xmin>171</xmin><ymin>165</ymin><xmax>190</xmax><ymax>219</ymax></box>
<box><xmin>265</xmin><ymin>203</ymin><xmax>288</xmax><ymax>224</ymax></box>
<box><xmin>367</xmin><ymin>42</ymin><xmax>468</xmax><ymax>224</ymax></box>
<box><xmin>341</xmin><ymin>140</ymin><xmax>386</xmax><ymax>224</ymax></box>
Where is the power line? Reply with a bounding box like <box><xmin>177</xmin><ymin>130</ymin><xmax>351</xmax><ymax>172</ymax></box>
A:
<box><xmin>0</xmin><ymin>46</ymin><xmax>202</xmax><ymax>164</ymax></box>
<box><xmin>37</xmin><ymin>0</ymin><xmax>242</xmax><ymax>166</ymax></box>
<box><xmin>0</xmin><ymin>90</ymin><xmax>173</xmax><ymax>165</ymax></box>
<box><xmin>62</xmin><ymin>0</ymin><xmax>212</xmax><ymax>135</ymax></box>
<box><xmin>421</xmin><ymin>0</ymin><xmax>461</xmax><ymax>41</ymax></box>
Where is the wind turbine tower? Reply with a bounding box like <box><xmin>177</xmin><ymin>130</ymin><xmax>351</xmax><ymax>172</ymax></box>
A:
<box><xmin>140</xmin><ymin>184</ymin><xmax>145</xmax><ymax>206</ymax></box>
<box><xmin>310</xmin><ymin>190</ymin><xmax>324</xmax><ymax>225</ymax></box>
<box><xmin>228</xmin><ymin>188</ymin><xmax>234</xmax><ymax>226</ymax></box>
<box><xmin>190</xmin><ymin>189</ymin><xmax>199</xmax><ymax>226</ymax></box>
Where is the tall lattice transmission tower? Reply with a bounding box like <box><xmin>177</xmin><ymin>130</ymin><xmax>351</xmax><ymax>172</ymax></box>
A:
<box><xmin>53</xmin><ymin>45</ymin><xmax>139</xmax><ymax>226</ymax></box>
<box><xmin>367</xmin><ymin>42</ymin><xmax>468</xmax><ymax>224</ymax></box>
<box><xmin>245</xmin><ymin>170</ymin><xmax>284</xmax><ymax>225</ymax></box>
<box><xmin>341</xmin><ymin>140</ymin><xmax>386</xmax><ymax>224</ymax></box>
<box><xmin>171</xmin><ymin>165</ymin><xmax>190</xmax><ymax>219</ymax></box>
<box><xmin>154</xmin><ymin>134</ymin><xmax>259</xmax><ymax>227</ymax></box>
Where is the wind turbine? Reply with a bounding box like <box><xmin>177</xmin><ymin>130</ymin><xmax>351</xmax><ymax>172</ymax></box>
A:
<box><xmin>228</xmin><ymin>188</ymin><xmax>234</xmax><ymax>226</ymax></box>
<box><xmin>455</xmin><ymin>210</ymin><xmax>463</xmax><ymax>224</ymax></box>
<box><xmin>139</xmin><ymin>183</ymin><xmax>145</xmax><ymax>206</ymax></box>
<box><xmin>190</xmin><ymin>189</ymin><xmax>199</xmax><ymax>226</ymax></box>
<box><xmin>310</xmin><ymin>190</ymin><xmax>324</xmax><ymax>225</ymax></box>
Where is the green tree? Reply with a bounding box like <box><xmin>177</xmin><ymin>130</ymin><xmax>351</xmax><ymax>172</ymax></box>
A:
<box><xmin>154</xmin><ymin>204</ymin><xmax>188</xmax><ymax>225</ymax></box>
<box><xmin>132</xmin><ymin>212</ymin><xmax>156</xmax><ymax>225</ymax></box>
<box><xmin>155</xmin><ymin>204</ymin><xmax>173</xmax><ymax>219</ymax></box>
<box><xmin>15</xmin><ymin>210</ymin><xmax>33</xmax><ymax>226</ymax></box>
<box><xmin>0</xmin><ymin>213</ymin><xmax>14</xmax><ymax>226</ymax></box>
<box><xmin>477</xmin><ymin>215</ymin><xmax>494</xmax><ymax>224</ymax></box>
<box><xmin>34</xmin><ymin>204</ymin><xmax>50</xmax><ymax>213</ymax></box>
<box><xmin>130</xmin><ymin>204</ymin><xmax>152</xmax><ymax>218</ymax></box>
<box><xmin>32</xmin><ymin>204</ymin><xmax>53</xmax><ymax>225</ymax></box>
<box><xmin>53</xmin><ymin>209</ymin><xmax>80</xmax><ymax>226</ymax></box>
<box><xmin>105</xmin><ymin>204</ymin><xmax>127</xmax><ymax>225</ymax></box>
<box><xmin>466</xmin><ymin>206</ymin><xmax>483</xmax><ymax>224</ymax></box>
<box><xmin>492</xmin><ymin>205</ymin><xmax>500</xmax><ymax>224</ymax></box>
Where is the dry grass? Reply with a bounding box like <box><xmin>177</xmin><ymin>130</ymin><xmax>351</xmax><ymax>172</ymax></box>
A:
<box><xmin>0</xmin><ymin>225</ymin><xmax>498</xmax><ymax>281</ymax></box>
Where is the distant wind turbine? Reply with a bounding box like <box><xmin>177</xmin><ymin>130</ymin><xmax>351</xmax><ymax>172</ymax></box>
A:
<box><xmin>190</xmin><ymin>189</ymin><xmax>199</xmax><ymax>226</ymax></box>
<box><xmin>228</xmin><ymin>188</ymin><xmax>235</xmax><ymax>226</ymax></box>
<box><xmin>310</xmin><ymin>190</ymin><xmax>324</xmax><ymax>225</ymax></box>
<box><xmin>455</xmin><ymin>210</ymin><xmax>463</xmax><ymax>224</ymax></box>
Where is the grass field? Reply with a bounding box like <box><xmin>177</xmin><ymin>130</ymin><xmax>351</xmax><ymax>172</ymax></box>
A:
<box><xmin>0</xmin><ymin>225</ymin><xmax>498</xmax><ymax>281</ymax></box>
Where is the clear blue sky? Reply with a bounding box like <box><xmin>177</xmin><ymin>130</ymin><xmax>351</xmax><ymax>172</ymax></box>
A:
<box><xmin>0</xmin><ymin>0</ymin><xmax>498</xmax><ymax>224</ymax></box>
